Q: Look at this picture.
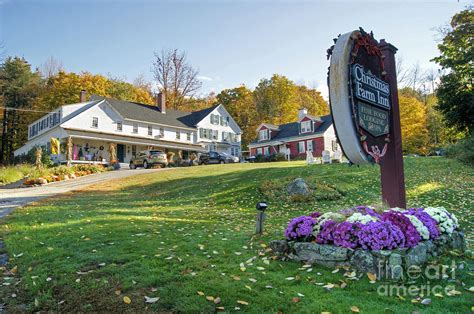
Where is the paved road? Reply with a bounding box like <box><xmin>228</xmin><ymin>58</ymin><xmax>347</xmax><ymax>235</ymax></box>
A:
<box><xmin>0</xmin><ymin>168</ymin><xmax>167</xmax><ymax>219</ymax></box>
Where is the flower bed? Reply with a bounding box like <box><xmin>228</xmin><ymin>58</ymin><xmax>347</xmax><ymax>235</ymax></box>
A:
<box><xmin>22</xmin><ymin>164</ymin><xmax>108</xmax><ymax>186</ymax></box>
<box><xmin>270</xmin><ymin>206</ymin><xmax>466</xmax><ymax>278</ymax></box>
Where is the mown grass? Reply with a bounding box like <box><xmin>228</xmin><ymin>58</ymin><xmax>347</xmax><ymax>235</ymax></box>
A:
<box><xmin>0</xmin><ymin>157</ymin><xmax>473</xmax><ymax>312</ymax></box>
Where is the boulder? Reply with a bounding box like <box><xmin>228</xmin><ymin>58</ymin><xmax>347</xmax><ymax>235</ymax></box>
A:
<box><xmin>350</xmin><ymin>250</ymin><xmax>377</xmax><ymax>273</ymax></box>
<box><xmin>287</xmin><ymin>178</ymin><xmax>311</xmax><ymax>197</ymax></box>
<box><xmin>405</xmin><ymin>243</ymin><xmax>427</xmax><ymax>267</ymax></box>
<box><xmin>37</xmin><ymin>178</ymin><xmax>47</xmax><ymax>185</ymax></box>
<box><xmin>0</xmin><ymin>253</ymin><xmax>8</xmax><ymax>266</ymax></box>
<box><xmin>388</xmin><ymin>253</ymin><xmax>403</xmax><ymax>279</ymax></box>
<box><xmin>450</xmin><ymin>231</ymin><xmax>465</xmax><ymax>251</ymax></box>
<box><xmin>269</xmin><ymin>240</ymin><xmax>289</xmax><ymax>255</ymax></box>
<box><xmin>292</xmin><ymin>242</ymin><xmax>351</xmax><ymax>266</ymax></box>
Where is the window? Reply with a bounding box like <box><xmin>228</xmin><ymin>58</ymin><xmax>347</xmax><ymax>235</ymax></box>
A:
<box><xmin>257</xmin><ymin>148</ymin><xmax>263</xmax><ymax>155</ymax></box>
<box><xmin>307</xmin><ymin>140</ymin><xmax>313</xmax><ymax>152</ymax></box>
<box><xmin>210</xmin><ymin>114</ymin><xmax>220</xmax><ymax>125</ymax></box>
<box><xmin>298</xmin><ymin>141</ymin><xmax>305</xmax><ymax>153</ymax></box>
<box><xmin>259</xmin><ymin>129</ymin><xmax>268</xmax><ymax>141</ymax></box>
<box><xmin>301</xmin><ymin>120</ymin><xmax>312</xmax><ymax>133</ymax></box>
<box><xmin>176</xmin><ymin>131</ymin><xmax>181</xmax><ymax>140</ymax></box>
<box><xmin>132</xmin><ymin>145</ymin><xmax>137</xmax><ymax>157</ymax></box>
<box><xmin>212</xmin><ymin>130</ymin><xmax>218</xmax><ymax>140</ymax></box>
<box><xmin>159</xmin><ymin>127</ymin><xmax>164</xmax><ymax>137</ymax></box>
<box><xmin>148</xmin><ymin>125</ymin><xmax>153</xmax><ymax>136</ymax></box>
<box><xmin>263</xmin><ymin>147</ymin><xmax>270</xmax><ymax>156</ymax></box>
<box><xmin>186</xmin><ymin>132</ymin><xmax>191</xmax><ymax>141</ymax></box>
<box><xmin>92</xmin><ymin>117</ymin><xmax>98</xmax><ymax>128</ymax></box>
<box><xmin>116</xmin><ymin>121</ymin><xmax>122</xmax><ymax>131</ymax></box>
<box><xmin>222</xmin><ymin>131</ymin><xmax>228</xmax><ymax>141</ymax></box>
<box><xmin>133</xmin><ymin>123</ymin><xmax>138</xmax><ymax>133</ymax></box>
<box><xmin>332</xmin><ymin>140</ymin><xmax>338</xmax><ymax>152</ymax></box>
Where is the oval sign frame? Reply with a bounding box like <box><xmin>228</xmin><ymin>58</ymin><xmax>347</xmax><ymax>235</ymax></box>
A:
<box><xmin>329</xmin><ymin>29</ymin><xmax>391</xmax><ymax>165</ymax></box>
<box><xmin>329</xmin><ymin>30</ymin><xmax>369</xmax><ymax>165</ymax></box>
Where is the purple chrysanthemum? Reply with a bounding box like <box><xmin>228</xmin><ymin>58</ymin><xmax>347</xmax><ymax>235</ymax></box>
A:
<box><xmin>406</xmin><ymin>208</ymin><xmax>440</xmax><ymax>240</ymax></box>
<box><xmin>310</xmin><ymin>211</ymin><xmax>322</xmax><ymax>219</ymax></box>
<box><xmin>315</xmin><ymin>220</ymin><xmax>338</xmax><ymax>244</ymax></box>
<box><xmin>285</xmin><ymin>215</ymin><xmax>316</xmax><ymax>241</ymax></box>
<box><xmin>381</xmin><ymin>211</ymin><xmax>421</xmax><ymax>247</ymax></box>
<box><xmin>332</xmin><ymin>222</ymin><xmax>363</xmax><ymax>249</ymax></box>
<box><xmin>356</xmin><ymin>221</ymin><xmax>405</xmax><ymax>250</ymax></box>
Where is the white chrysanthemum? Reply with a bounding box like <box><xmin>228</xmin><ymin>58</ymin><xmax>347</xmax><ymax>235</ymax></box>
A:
<box><xmin>346</xmin><ymin>213</ymin><xmax>377</xmax><ymax>224</ymax></box>
<box><xmin>390</xmin><ymin>207</ymin><xmax>405</xmax><ymax>212</ymax></box>
<box><xmin>406</xmin><ymin>214</ymin><xmax>430</xmax><ymax>240</ymax></box>
<box><xmin>312</xmin><ymin>212</ymin><xmax>345</xmax><ymax>235</ymax></box>
<box><xmin>425</xmin><ymin>207</ymin><xmax>457</xmax><ymax>235</ymax></box>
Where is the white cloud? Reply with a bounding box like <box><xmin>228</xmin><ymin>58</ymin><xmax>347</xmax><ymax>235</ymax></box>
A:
<box><xmin>197</xmin><ymin>75</ymin><xmax>213</xmax><ymax>81</ymax></box>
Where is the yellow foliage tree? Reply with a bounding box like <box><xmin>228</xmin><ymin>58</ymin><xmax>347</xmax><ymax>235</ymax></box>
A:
<box><xmin>399</xmin><ymin>93</ymin><xmax>430</xmax><ymax>155</ymax></box>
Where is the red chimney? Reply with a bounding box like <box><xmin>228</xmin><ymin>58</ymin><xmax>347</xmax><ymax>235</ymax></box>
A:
<box><xmin>80</xmin><ymin>90</ymin><xmax>87</xmax><ymax>103</ymax></box>
<box><xmin>157</xmin><ymin>92</ymin><xmax>166</xmax><ymax>114</ymax></box>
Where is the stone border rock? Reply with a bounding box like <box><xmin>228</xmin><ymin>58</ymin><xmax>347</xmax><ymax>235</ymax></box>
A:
<box><xmin>270</xmin><ymin>230</ymin><xmax>466</xmax><ymax>279</ymax></box>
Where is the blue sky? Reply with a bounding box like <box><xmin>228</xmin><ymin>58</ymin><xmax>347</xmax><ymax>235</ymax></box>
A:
<box><xmin>0</xmin><ymin>0</ymin><xmax>469</xmax><ymax>99</ymax></box>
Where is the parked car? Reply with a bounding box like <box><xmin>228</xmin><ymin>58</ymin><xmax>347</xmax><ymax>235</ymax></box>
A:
<box><xmin>220</xmin><ymin>152</ymin><xmax>240</xmax><ymax>163</ymax></box>
<box><xmin>129</xmin><ymin>150</ymin><xmax>168</xmax><ymax>169</ymax></box>
<box><xmin>198</xmin><ymin>151</ymin><xmax>238</xmax><ymax>165</ymax></box>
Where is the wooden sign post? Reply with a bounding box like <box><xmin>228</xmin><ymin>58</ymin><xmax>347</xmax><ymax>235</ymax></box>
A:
<box><xmin>379</xmin><ymin>40</ymin><xmax>406</xmax><ymax>208</ymax></box>
<box><xmin>328</xmin><ymin>29</ymin><xmax>406</xmax><ymax>208</ymax></box>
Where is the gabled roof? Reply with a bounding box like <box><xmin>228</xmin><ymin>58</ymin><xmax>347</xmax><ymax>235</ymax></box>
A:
<box><xmin>178</xmin><ymin>104</ymin><xmax>220</xmax><ymax>127</ymax></box>
<box><xmin>250</xmin><ymin>114</ymin><xmax>333</xmax><ymax>145</ymax></box>
<box><xmin>298</xmin><ymin>114</ymin><xmax>322</xmax><ymax>123</ymax></box>
<box><xmin>256</xmin><ymin>123</ymin><xmax>280</xmax><ymax>131</ymax></box>
<box><xmin>90</xmin><ymin>95</ymin><xmax>218</xmax><ymax>130</ymax></box>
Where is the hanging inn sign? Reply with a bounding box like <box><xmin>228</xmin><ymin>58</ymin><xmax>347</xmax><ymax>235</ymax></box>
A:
<box><xmin>328</xmin><ymin>28</ymin><xmax>407</xmax><ymax>208</ymax></box>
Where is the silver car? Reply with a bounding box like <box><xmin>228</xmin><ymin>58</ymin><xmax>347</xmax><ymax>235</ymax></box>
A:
<box><xmin>129</xmin><ymin>150</ymin><xmax>168</xmax><ymax>169</ymax></box>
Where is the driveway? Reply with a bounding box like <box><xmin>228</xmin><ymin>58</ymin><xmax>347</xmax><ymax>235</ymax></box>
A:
<box><xmin>0</xmin><ymin>168</ymin><xmax>167</xmax><ymax>219</ymax></box>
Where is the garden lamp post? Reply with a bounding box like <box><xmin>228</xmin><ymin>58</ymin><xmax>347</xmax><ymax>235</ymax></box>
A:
<box><xmin>255</xmin><ymin>202</ymin><xmax>268</xmax><ymax>234</ymax></box>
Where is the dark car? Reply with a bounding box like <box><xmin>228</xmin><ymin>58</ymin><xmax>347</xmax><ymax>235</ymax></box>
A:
<box><xmin>198</xmin><ymin>151</ymin><xmax>236</xmax><ymax>165</ymax></box>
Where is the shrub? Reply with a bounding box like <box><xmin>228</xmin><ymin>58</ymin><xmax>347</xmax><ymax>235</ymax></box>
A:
<box><xmin>445</xmin><ymin>133</ymin><xmax>474</xmax><ymax>165</ymax></box>
<box><xmin>254</xmin><ymin>154</ymin><xmax>264</xmax><ymax>163</ymax></box>
<box><xmin>268</xmin><ymin>153</ymin><xmax>287</xmax><ymax>162</ymax></box>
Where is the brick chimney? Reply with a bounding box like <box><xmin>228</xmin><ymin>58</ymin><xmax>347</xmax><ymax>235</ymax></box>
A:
<box><xmin>80</xmin><ymin>90</ymin><xmax>87</xmax><ymax>103</ymax></box>
<box><xmin>157</xmin><ymin>92</ymin><xmax>166</xmax><ymax>114</ymax></box>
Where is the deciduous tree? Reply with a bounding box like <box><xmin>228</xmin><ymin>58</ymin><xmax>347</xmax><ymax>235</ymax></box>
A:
<box><xmin>432</xmin><ymin>8</ymin><xmax>473</xmax><ymax>133</ymax></box>
<box><xmin>152</xmin><ymin>49</ymin><xmax>202</xmax><ymax>110</ymax></box>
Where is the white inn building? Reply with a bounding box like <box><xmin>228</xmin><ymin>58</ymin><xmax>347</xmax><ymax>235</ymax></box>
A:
<box><xmin>14</xmin><ymin>92</ymin><xmax>242</xmax><ymax>164</ymax></box>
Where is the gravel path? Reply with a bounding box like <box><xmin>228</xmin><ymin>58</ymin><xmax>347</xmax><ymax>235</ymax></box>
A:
<box><xmin>0</xmin><ymin>168</ymin><xmax>167</xmax><ymax>219</ymax></box>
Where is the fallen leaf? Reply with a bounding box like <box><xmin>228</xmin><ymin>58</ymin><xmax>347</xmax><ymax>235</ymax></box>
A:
<box><xmin>214</xmin><ymin>297</ymin><xmax>221</xmax><ymax>304</ymax></box>
<box><xmin>123</xmin><ymin>296</ymin><xmax>131</xmax><ymax>304</ymax></box>
<box><xmin>206</xmin><ymin>296</ymin><xmax>215</xmax><ymax>301</ymax></box>
<box><xmin>237</xmin><ymin>300</ymin><xmax>249</xmax><ymax>305</ymax></box>
<box><xmin>292</xmin><ymin>297</ymin><xmax>300</xmax><ymax>303</ymax></box>
<box><xmin>367</xmin><ymin>272</ymin><xmax>377</xmax><ymax>281</ymax></box>
<box><xmin>350</xmin><ymin>306</ymin><xmax>360</xmax><ymax>312</ymax></box>
<box><xmin>115</xmin><ymin>290</ymin><xmax>121</xmax><ymax>296</ymax></box>
<box><xmin>144</xmin><ymin>296</ymin><xmax>159</xmax><ymax>304</ymax></box>
<box><xmin>285</xmin><ymin>277</ymin><xmax>295</xmax><ymax>281</ymax></box>
<box><xmin>197</xmin><ymin>291</ymin><xmax>205</xmax><ymax>296</ymax></box>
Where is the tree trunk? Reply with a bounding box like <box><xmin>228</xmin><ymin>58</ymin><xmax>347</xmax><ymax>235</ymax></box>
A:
<box><xmin>0</xmin><ymin>108</ymin><xmax>8</xmax><ymax>165</ymax></box>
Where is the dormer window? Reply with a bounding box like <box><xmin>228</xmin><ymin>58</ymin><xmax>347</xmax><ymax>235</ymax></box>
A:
<box><xmin>259</xmin><ymin>129</ymin><xmax>269</xmax><ymax>141</ymax></box>
<box><xmin>301</xmin><ymin>120</ymin><xmax>312</xmax><ymax>133</ymax></box>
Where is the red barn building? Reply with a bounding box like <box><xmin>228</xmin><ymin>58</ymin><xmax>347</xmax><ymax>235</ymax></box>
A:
<box><xmin>248</xmin><ymin>108</ymin><xmax>340</xmax><ymax>159</ymax></box>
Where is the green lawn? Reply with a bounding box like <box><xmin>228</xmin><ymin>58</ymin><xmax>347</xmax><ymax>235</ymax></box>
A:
<box><xmin>1</xmin><ymin>157</ymin><xmax>473</xmax><ymax>312</ymax></box>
